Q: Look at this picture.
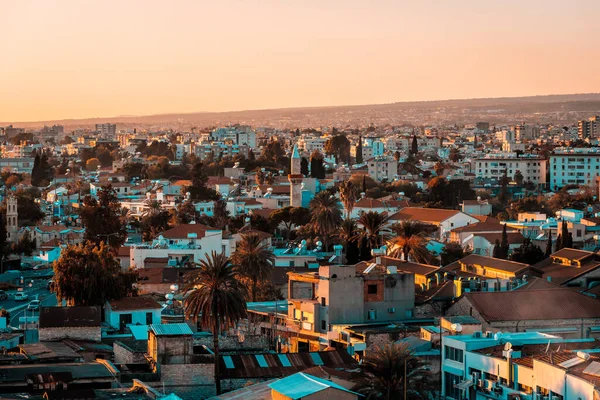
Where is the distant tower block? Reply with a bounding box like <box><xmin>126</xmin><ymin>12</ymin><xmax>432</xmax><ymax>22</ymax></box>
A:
<box><xmin>6</xmin><ymin>195</ymin><xmax>18</xmax><ymax>243</ymax></box>
<box><xmin>289</xmin><ymin>144</ymin><xmax>303</xmax><ymax>207</ymax></box>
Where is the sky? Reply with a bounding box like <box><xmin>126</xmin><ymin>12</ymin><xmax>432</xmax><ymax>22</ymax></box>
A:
<box><xmin>2</xmin><ymin>0</ymin><xmax>600</xmax><ymax>122</ymax></box>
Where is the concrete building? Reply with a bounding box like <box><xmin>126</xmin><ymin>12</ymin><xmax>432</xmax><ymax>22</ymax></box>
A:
<box><xmin>95</xmin><ymin>123</ymin><xmax>117</xmax><ymax>136</ymax></box>
<box><xmin>0</xmin><ymin>157</ymin><xmax>35</xmax><ymax>173</ymax></box>
<box><xmin>104</xmin><ymin>297</ymin><xmax>163</xmax><ymax>331</ymax></box>
<box><xmin>441</xmin><ymin>330</ymin><xmax>599</xmax><ymax>400</ymax></box>
<box><xmin>578</xmin><ymin>116</ymin><xmax>600</xmax><ymax>139</ymax></box>
<box><xmin>287</xmin><ymin>262</ymin><xmax>415</xmax><ymax>354</ymax></box>
<box><xmin>514</xmin><ymin>124</ymin><xmax>540</xmax><ymax>141</ymax></box>
<box><xmin>5</xmin><ymin>195</ymin><xmax>18</xmax><ymax>243</ymax></box>
<box><xmin>367</xmin><ymin>156</ymin><xmax>398</xmax><ymax>181</ymax></box>
<box><xmin>550</xmin><ymin>148</ymin><xmax>600</xmax><ymax>190</ymax></box>
<box><xmin>474</xmin><ymin>155</ymin><xmax>547</xmax><ymax>187</ymax></box>
<box><xmin>388</xmin><ymin>207</ymin><xmax>480</xmax><ymax>241</ymax></box>
<box><xmin>210</xmin><ymin>126</ymin><xmax>256</xmax><ymax>148</ymax></box>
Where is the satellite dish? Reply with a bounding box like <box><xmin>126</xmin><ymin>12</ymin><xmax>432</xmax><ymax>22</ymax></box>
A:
<box><xmin>504</xmin><ymin>342</ymin><xmax>512</xmax><ymax>351</ymax></box>
<box><xmin>450</xmin><ymin>323</ymin><xmax>463</xmax><ymax>333</ymax></box>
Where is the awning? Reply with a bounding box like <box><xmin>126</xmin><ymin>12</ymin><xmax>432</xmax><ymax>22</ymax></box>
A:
<box><xmin>455</xmin><ymin>379</ymin><xmax>474</xmax><ymax>390</ymax></box>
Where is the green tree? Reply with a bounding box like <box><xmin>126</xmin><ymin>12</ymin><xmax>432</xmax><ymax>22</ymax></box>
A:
<box><xmin>354</xmin><ymin>211</ymin><xmax>390</xmax><ymax>250</ymax></box>
<box><xmin>514</xmin><ymin>170</ymin><xmax>524</xmax><ymax>186</ymax></box>
<box><xmin>356</xmin><ymin>136</ymin><xmax>363</xmax><ymax>164</ymax></box>
<box><xmin>186</xmin><ymin>162</ymin><xmax>219</xmax><ymax>201</ymax></box>
<box><xmin>231</xmin><ymin>233</ymin><xmax>275</xmax><ymax>302</ymax></box>
<box><xmin>300</xmin><ymin>157</ymin><xmax>309</xmax><ymax>176</ymax></box>
<box><xmin>544</xmin><ymin>231</ymin><xmax>553</xmax><ymax>257</ymax></box>
<box><xmin>338</xmin><ymin>217</ymin><xmax>360</xmax><ymax>264</ymax></box>
<box><xmin>359</xmin><ymin>343</ymin><xmax>433</xmax><ymax>400</ymax></box>
<box><xmin>410</xmin><ymin>135</ymin><xmax>418</xmax><ymax>156</ymax></box>
<box><xmin>387</xmin><ymin>221</ymin><xmax>432</xmax><ymax>264</ymax></box>
<box><xmin>13</xmin><ymin>231</ymin><xmax>36</xmax><ymax>256</ymax></box>
<box><xmin>309</xmin><ymin>191</ymin><xmax>343</xmax><ymax>251</ymax></box>
<box><xmin>269</xmin><ymin>207</ymin><xmax>311</xmax><ymax>238</ymax></box>
<box><xmin>79</xmin><ymin>185</ymin><xmax>128</xmax><ymax>249</ymax></box>
<box><xmin>440</xmin><ymin>242</ymin><xmax>470</xmax><ymax>266</ymax></box>
<box><xmin>86</xmin><ymin>158</ymin><xmax>101</xmax><ymax>172</ymax></box>
<box><xmin>309</xmin><ymin>151</ymin><xmax>326</xmax><ymax>179</ymax></box>
<box><xmin>324</xmin><ymin>134</ymin><xmax>351</xmax><ymax>164</ymax></box>
<box><xmin>498</xmin><ymin>170</ymin><xmax>510</xmax><ymax>205</ymax></box>
<box><xmin>339</xmin><ymin>181</ymin><xmax>358</xmax><ymax>218</ymax></box>
<box><xmin>174</xmin><ymin>200</ymin><xmax>198</xmax><ymax>225</ymax></box>
<box><xmin>183</xmin><ymin>251</ymin><xmax>247</xmax><ymax>395</ymax></box>
<box><xmin>52</xmin><ymin>241</ymin><xmax>138</xmax><ymax>306</ymax></box>
<box><xmin>510</xmin><ymin>238</ymin><xmax>545</xmax><ymax>265</ymax></box>
<box><xmin>140</xmin><ymin>201</ymin><xmax>171</xmax><ymax>242</ymax></box>
<box><xmin>493</xmin><ymin>225</ymin><xmax>510</xmax><ymax>259</ymax></box>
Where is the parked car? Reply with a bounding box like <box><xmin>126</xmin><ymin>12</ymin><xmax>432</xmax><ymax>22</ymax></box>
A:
<box><xmin>27</xmin><ymin>300</ymin><xmax>40</xmax><ymax>311</ymax></box>
<box><xmin>14</xmin><ymin>292</ymin><xmax>28</xmax><ymax>301</ymax></box>
<box><xmin>0</xmin><ymin>291</ymin><xmax>7</xmax><ymax>301</ymax></box>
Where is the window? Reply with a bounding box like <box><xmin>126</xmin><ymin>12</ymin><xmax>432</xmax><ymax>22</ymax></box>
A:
<box><xmin>444</xmin><ymin>345</ymin><xmax>464</xmax><ymax>363</ymax></box>
<box><xmin>321</xmin><ymin>320</ymin><xmax>326</xmax><ymax>330</ymax></box>
<box><xmin>368</xmin><ymin>309</ymin><xmax>376</xmax><ymax>320</ymax></box>
<box><xmin>321</xmin><ymin>297</ymin><xmax>326</xmax><ymax>307</ymax></box>
<box><xmin>368</xmin><ymin>284</ymin><xmax>378</xmax><ymax>294</ymax></box>
<box><xmin>146</xmin><ymin>312</ymin><xmax>153</xmax><ymax>325</ymax></box>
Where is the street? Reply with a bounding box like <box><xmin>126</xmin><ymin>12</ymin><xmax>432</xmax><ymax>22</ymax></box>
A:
<box><xmin>1</xmin><ymin>286</ymin><xmax>57</xmax><ymax>327</ymax></box>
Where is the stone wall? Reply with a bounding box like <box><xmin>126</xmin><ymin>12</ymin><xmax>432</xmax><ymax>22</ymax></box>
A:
<box><xmin>195</xmin><ymin>334</ymin><xmax>269</xmax><ymax>353</ymax></box>
<box><xmin>161</xmin><ymin>363</ymin><xmax>214</xmax><ymax>386</ymax></box>
<box><xmin>113</xmin><ymin>341</ymin><xmax>147</xmax><ymax>365</ymax></box>
<box><xmin>39</xmin><ymin>326</ymin><xmax>101</xmax><ymax>342</ymax></box>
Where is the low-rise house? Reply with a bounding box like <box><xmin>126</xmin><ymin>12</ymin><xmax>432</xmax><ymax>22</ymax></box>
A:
<box><xmin>388</xmin><ymin>207</ymin><xmax>480</xmax><ymax>240</ymax></box>
<box><xmin>445</xmin><ymin>287</ymin><xmax>600</xmax><ymax>338</ymax></box>
<box><xmin>461</xmin><ymin>199</ymin><xmax>492</xmax><ymax>216</ymax></box>
<box><xmin>38</xmin><ymin>306</ymin><xmax>102</xmax><ymax>342</ymax></box>
<box><xmin>531</xmin><ymin>247</ymin><xmax>600</xmax><ymax>288</ymax></box>
<box><xmin>462</xmin><ymin>231</ymin><xmax>525</xmax><ymax>257</ymax></box>
<box><xmin>105</xmin><ymin>296</ymin><xmax>163</xmax><ymax>331</ymax></box>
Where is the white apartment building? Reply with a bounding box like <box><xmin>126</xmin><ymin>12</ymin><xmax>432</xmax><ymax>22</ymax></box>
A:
<box><xmin>367</xmin><ymin>156</ymin><xmax>398</xmax><ymax>181</ymax></box>
<box><xmin>550</xmin><ymin>148</ymin><xmax>600</xmax><ymax>190</ymax></box>
<box><xmin>474</xmin><ymin>155</ymin><xmax>547</xmax><ymax>186</ymax></box>
<box><xmin>210</xmin><ymin>126</ymin><xmax>256</xmax><ymax>148</ymax></box>
<box><xmin>297</xmin><ymin>135</ymin><xmax>327</xmax><ymax>153</ymax></box>
<box><xmin>351</xmin><ymin>137</ymin><xmax>385</xmax><ymax>160</ymax></box>
<box><xmin>129</xmin><ymin>224</ymin><xmax>232</xmax><ymax>269</ymax></box>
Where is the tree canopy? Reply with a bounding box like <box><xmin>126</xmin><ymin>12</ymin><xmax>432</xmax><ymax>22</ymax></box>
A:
<box><xmin>79</xmin><ymin>185</ymin><xmax>128</xmax><ymax>248</ymax></box>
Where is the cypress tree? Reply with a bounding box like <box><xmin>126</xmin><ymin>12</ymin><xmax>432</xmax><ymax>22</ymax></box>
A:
<box><xmin>410</xmin><ymin>135</ymin><xmax>418</xmax><ymax>156</ymax></box>
<box><xmin>356</xmin><ymin>136</ymin><xmax>363</xmax><ymax>164</ymax></box>
<box><xmin>544</xmin><ymin>231</ymin><xmax>553</xmax><ymax>258</ymax></box>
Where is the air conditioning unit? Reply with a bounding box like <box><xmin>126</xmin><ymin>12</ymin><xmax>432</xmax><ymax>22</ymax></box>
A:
<box><xmin>473</xmin><ymin>331</ymin><xmax>482</xmax><ymax>338</ymax></box>
<box><xmin>485</xmin><ymin>331</ymin><xmax>494</xmax><ymax>338</ymax></box>
<box><xmin>388</xmin><ymin>307</ymin><xmax>396</xmax><ymax>313</ymax></box>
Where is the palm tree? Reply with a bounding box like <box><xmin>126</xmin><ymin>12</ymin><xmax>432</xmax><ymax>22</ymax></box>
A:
<box><xmin>354</xmin><ymin>211</ymin><xmax>390</xmax><ymax>250</ymax></box>
<box><xmin>183</xmin><ymin>251</ymin><xmax>247</xmax><ymax>395</ymax></box>
<box><xmin>231</xmin><ymin>233</ymin><xmax>275</xmax><ymax>302</ymax></box>
<box><xmin>338</xmin><ymin>217</ymin><xmax>360</xmax><ymax>264</ymax></box>
<box><xmin>359</xmin><ymin>343</ymin><xmax>433</xmax><ymax>400</ymax></box>
<box><xmin>309</xmin><ymin>191</ymin><xmax>343</xmax><ymax>251</ymax></box>
<box><xmin>339</xmin><ymin>181</ymin><xmax>358</xmax><ymax>218</ymax></box>
<box><xmin>387</xmin><ymin>221</ymin><xmax>432</xmax><ymax>263</ymax></box>
<box><xmin>142</xmin><ymin>199</ymin><xmax>162</xmax><ymax>218</ymax></box>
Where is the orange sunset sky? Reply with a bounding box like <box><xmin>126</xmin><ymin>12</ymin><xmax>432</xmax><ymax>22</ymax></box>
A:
<box><xmin>1</xmin><ymin>0</ymin><xmax>599</xmax><ymax>122</ymax></box>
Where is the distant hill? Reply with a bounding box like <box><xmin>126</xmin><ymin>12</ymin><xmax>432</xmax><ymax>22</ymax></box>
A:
<box><xmin>3</xmin><ymin>93</ymin><xmax>600</xmax><ymax>130</ymax></box>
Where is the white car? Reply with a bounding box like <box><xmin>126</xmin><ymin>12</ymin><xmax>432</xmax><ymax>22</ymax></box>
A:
<box><xmin>28</xmin><ymin>300</ymin><xmax>40</xmax><ymax>311</ymax></box>
<box><xmin>14</xmin><ymin>292</ymin><xmax>28</xmax><ymax>301</ymax></box>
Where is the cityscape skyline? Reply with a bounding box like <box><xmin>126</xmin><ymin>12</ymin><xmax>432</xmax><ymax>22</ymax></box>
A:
<box><xmin>2</xmin><ymin>0</ymin><xmax>600</xmax><ymax>121</ymax></box>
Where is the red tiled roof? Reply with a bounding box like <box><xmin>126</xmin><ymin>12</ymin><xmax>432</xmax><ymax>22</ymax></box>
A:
<box><xmin>356</xmin><ymin>256</ymin><xmax>439</xmax><ymax>276</ymax></box>
<box><xmin>462</xmin><ymin>288</ymin><xmax>600</xmax><ymax>322</ymax></box>
<box><xmin>160</xmin><ymin>224</ymin><xmax>214</xmax><ymax>239</ymax></box>
<box><xmin>389</xmin><ymin>207</ymin><xmax>460</xmax><ymax>224</ymax></box>
<box><xmin>108</xmin><ymin>296</ymin><xmax>162</xmax><ymax>311</ymax></box>
<box><xmin>354</xmin><ymin>198</ymin><xmax>386</xmax><ymax>208</ymax></box>
<box><xmin>458</xmin><ymin>254</ymin><xmax>530</xmax><ymax>274</ymax></box>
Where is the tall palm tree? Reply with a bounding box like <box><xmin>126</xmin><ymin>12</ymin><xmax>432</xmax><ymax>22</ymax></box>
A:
<box><xmin>387</xmin><ymin>221</ymin><xmax>432</xmax><ymax>263</ymax></box>
<box><xmin>141</xmin><ymin>199</ymin><xmax>162</xmax><ymax>218</ymax></box>
<box><xmin>338</xmin><ymin>217</ymin><xmax>360</xmax><ymax>264</ymax></box>
<box><xmin>359</xmin><ymin>343</ymin><xmax>433</xmax><ymax>400</ymax></box>
<box><xmin>339</xmin><ymin>181</ymin><xmax>358</xmax><ymax>218</ymax></box>
<box><xmin>354</xmin><ymin>211</ymin><xmax>390</xmax><ymax>250</ymax></box>
<box><xmin>231</xmin><ymin>233</ymin><xmax>275</xmax><ymax>302</ymax></box>
<box><xmin>183</xmin><ymin>251</ymin><xmax>247</xmax><ymax>395</ymax></box>
<box><xmin>309</xmin><ymin>191</ymin><xmax>343</xmax><ymax>251</ymax></box>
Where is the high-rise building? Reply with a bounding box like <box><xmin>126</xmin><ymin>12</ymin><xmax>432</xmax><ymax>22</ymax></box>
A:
<box><xmin>578</xmin><ymin>116</ymin><xmax>600</xmax><ymax>139</ymax></box>
<box><xmin>550</xmin><ymin>148</ymin><xmax>600</xmax><ymax>189</ymax></box>
<box><xmin>514</xmin><ymin>124</ymin><xmax>540</xmax><ymax>141</ymax></box>
<box><xmin>95</xmin><ymin>123</ymin><xmax>117</xmax><ymax>136</ymax></box>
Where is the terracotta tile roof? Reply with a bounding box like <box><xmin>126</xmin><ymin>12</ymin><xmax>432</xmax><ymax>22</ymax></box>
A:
<box><xmin>107</xmin><ymin>296</ymin><xmax>162</xmax><ymax>311</ymax></box>
<box><xmin>458</xmin><ymin>254</ymin><xmax>530</xmax><ymax>274</ymax></box>
<box><xmin>35</xmin><ymin>225</ymin><xmax>69</xmax><ymax>233</ymax></box>
<box><xmin>451</xmin><ymin>219</ymin><xmax>505</xmax><ymax>233</ymax></box>
<box><xmin>550</xmin><ymin>248</ymin><xmax>594</xmax><ymax>262</ymax></box>
<box><xmin>354</xmin><ymin>198</ymin><xmax>386</xmax><ymax>208</ymax></box>
<box><xmin>208</xmin><ymin>177</ymin><xmax>234</xmax><ymax>185</ymax></box>
<box><xmin>356</xmin><ymin>256</ymin><xmax>439</xmax><ymax>276</ymax></box>
<box><xmin>40</xmin><ymin>239</ymin><xmax>62</xmax><ymax>250</ymax></box>
<box><xmin>171</xmin><ymin>179</ymin><xmax>192</xmax><ymax>187</ymax></box>
<box><xmin>474</xmin><ymin>232</ymin><xmax>526</xmax><ymax>245</ymax></box>
<box><xmin>236</xmin><ymin>227</ymin><xmax>273</xmax><ymax>239</ymax></box>
<box><xmin>531</xmin><ymin>253</ymin><xmax>600</xmax><ymax>285</ymax></box>
<box><xmin>160</xmin><ymin>224</ymin><xmax>214</xmax><ymax>239</ymax></box>
<box><xmin>389</xmin><ymin>207</ymin><xmax>460</xmax><ymax>224</ymax></box>
<box><xmin>462</xmin><ymin>288</ymin><xmax>600</xmax><ymax>322</ymax></box>
<box><xmin>258</xmin><ymin>184</ymin><xmax>291</xmax><ymax>194</ymax></box>
<box><xmin>249</xmin><ymin>208</ymin><xmax>277</xmax><ymax>219</ymax></box>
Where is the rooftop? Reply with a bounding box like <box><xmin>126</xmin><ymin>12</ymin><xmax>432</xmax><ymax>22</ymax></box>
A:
<box><xmin>268</xmin><ymin>372</ymin><xmax>361</xmax><ymax>399</ymax></box>
<box><xmin>108</xmin><ymin>296</ymin><xmax>162</xmax><ymax>311</ymax></box>
<box><xmin>39</xmin><ymin>306</ymin><xmax>101</xmax><ymax>328</ymax></box>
